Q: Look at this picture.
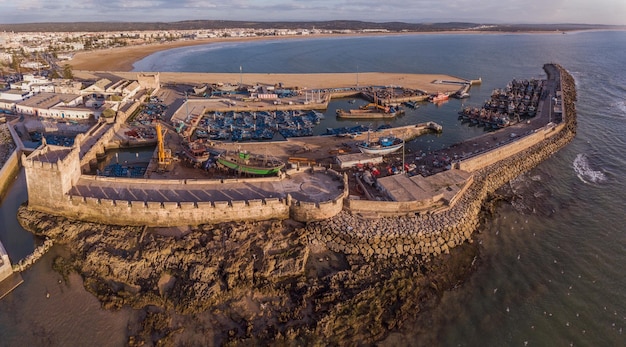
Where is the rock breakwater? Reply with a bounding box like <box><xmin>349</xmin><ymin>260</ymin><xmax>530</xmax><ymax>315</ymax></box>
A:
<box><xmin>11</xmin><ymin>238</ymin><xmax>54</xmax><ymax>273</ymax></box>
<box><xmin>308</xmin><ymin>64</ymin><xmax>577</xmax><ymax>261</ymax></box>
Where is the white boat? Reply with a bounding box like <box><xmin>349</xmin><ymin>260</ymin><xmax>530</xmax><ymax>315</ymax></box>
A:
<box><xmin>357</xmin><ymin>134</ymin><xmax>403</xmax><ymax>155</ymax></box>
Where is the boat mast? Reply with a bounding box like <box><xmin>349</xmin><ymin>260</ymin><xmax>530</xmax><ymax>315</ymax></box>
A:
<box><xmin>402</xmin><ymin>137</ymin><xmax>405</xmax><ymax>174</ymax></box>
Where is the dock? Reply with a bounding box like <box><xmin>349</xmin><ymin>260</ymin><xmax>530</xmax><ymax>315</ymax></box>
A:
<box><xmin>0</xmin><ymin>241</ymin><xmax>22</xmax><ymax>300</ymax></box>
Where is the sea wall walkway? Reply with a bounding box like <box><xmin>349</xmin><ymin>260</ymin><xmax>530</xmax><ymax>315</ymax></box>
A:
<box><xmin>0</xmin><ymin>120</ymin><xmax>20</xmax><ymax>200</ymax></box>
<box><xmin>0</xmin><ymin>240</ymin><xmax>23</xmax><ymax>300</ymax></box>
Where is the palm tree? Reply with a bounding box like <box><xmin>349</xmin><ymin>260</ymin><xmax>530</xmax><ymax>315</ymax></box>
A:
<box><xmin>62</xmin><ymin>64</ymin><xmax>73</xmax><ymax>79</ymax></box>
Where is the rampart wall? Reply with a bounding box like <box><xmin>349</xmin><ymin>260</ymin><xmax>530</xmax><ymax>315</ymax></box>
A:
<box><xmin>455</xmin><ymin>123</ymin><xmax>565</xmax><ymax>172</ymax></box>
<box><xmin>54</xmin><ymin>195</ymin><xmax>291</xmax><ymax>227</ymax></box>
<box><xmin>0</xmin><ymin>152</ymin><xmax>19</xmax><ymax>201</ymax></box>
<box><xmin>344</xmin><ymin>173</ymin><xmax>474</xmax><ymax>216</ymax></box>
<box><xmin>307</xmin><ymin>64</ymin><xmax>577</xmax><ymax>260</ymax></box>
<box><xmin>79</xmin><ymin>122</ymin><xmax>119</xmax><ymax>171</ymax></box>
<box><xmin>1</xmin><ymin>119</ymin><xmax>23</xmax><ymax>200</ymax></box>
<box><xmin>345</xmin><ymin>194</ymin><xmax>445</xmax><ymax>216</ymax></box>
<box><xmin>289</xmin><ymin>167</ymin><xmax>348</xmax><ymax>222</ymax></box>
<box><xmin>0</xmin><ymin>241</ymin><xmax>13</xmax><ymax>283</ymax></box>
<box><xmin>25</xmin><ymin>162</ymin><xmax>347</xmax><ymax>226</ymax></box>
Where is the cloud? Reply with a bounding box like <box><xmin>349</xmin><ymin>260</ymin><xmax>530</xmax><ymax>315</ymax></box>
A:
<box><xmin>182</xmin><ymin>1</ymin><xmax>218</xmax><ymax>9</ymax></box>
<box><xmin>0</xmin><ymin>0</ymin><xmax>624</xmax><ymax>25</ymax></box>
<box><xmin>15</xmin><ymin>0</ymin><xmax>43</xmax><ymax>11</ymax></box>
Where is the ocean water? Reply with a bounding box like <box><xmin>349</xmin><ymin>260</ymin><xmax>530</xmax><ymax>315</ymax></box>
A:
<box><xmin>2</xmin><ymin>31</ymin><xmax>625</xmax><ymax>345</ymax></box>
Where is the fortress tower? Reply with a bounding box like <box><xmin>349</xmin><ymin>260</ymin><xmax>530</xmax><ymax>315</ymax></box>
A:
<box><xmin>22</xmin><ymin>139</ymin><xmax>81</xmax><ymax>214</ymax></box>
<box><xmin>137</xmin><ymin>72</ymin><xmax>160</xmax><ymax>92</ymax></box>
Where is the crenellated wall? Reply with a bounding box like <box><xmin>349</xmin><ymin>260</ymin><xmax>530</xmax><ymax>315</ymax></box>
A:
<box><xmin>0</xmin><ymin>241</ymin><xmax>13</xmax><ymax>283</ymax></box>
<box><xmin>79</xmin><ymin>122</ymin><xmax>119</xmax><ymax>171</ymax></box>
<box><xmin>289</xmin><ymin>168</ymin><xmax>349</xmax><ymax>222</ymax></box>
<box><xmin>22</xmin><ymin>153</ymin><xmax>347</xmax><ymax>226</ymax></box>
<box><xmin>22</xmin><ymin>143</ymin><xmax>82</xmax><ymax>207</ymax></box>
<box><xmin>47</xmin><ymin>195</ymin><xmax>291</xmax><ymax>226</ymax></box>
<box><xmin>0</xmin><ymin>151</ymin><xmax>19</xmax><ymax>201</ymax></box>
<box><xmin>455</xmin><ymin>123</ymin><xmax>564</xmax><ymax>172</ymax></box>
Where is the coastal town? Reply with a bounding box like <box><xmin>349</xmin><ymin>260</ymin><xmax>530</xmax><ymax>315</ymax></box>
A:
<box><xmin>0</xmin><ymin>26</ymin><xmax>399</xmax><ymax>75</ymax></box>
<box><xmin>0</xmin><ymin>24</ymin><xmax>579</xmax><ymax>346</ymax></box>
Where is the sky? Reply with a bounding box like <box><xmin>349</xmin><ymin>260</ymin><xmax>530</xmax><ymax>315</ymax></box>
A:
<box><xmin>0</xmin><ymin>0</ymin><xmax>624</xmax><ymax>25</ymax></box>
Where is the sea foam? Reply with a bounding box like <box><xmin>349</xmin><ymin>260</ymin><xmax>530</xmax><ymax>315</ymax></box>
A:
<box><xmin>573</xmin><ymin>153</ymin><xmax>607</xmax><ymax>184</ymax></box>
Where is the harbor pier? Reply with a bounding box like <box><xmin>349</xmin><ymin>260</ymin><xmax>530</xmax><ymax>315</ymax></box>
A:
<box><xmin>0</xmin><ymin>241</ymin><xmax>22</xmax><ymax>300</ymax></box>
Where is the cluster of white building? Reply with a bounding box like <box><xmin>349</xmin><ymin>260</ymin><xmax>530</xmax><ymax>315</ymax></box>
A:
<box><xmin>0</xmin><ymin>73</ymin><xmax>158</xmax><ymax>122</ymax></box>
<box><xmin>0</xmin><ymin>27</ymin><xmax>347</xmax><ymax>65</ymax></box>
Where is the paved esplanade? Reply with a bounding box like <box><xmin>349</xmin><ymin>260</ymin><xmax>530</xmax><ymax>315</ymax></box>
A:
<box><xmin>69</xmin><ymin>170</ymin><xmax>341</xmax><ymax>204</ymax></box>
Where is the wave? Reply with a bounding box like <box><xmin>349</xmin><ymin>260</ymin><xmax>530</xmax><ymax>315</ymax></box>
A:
<box><xmin>615</xmin><ymin>100</ymin><xmax>626</xmax><ymax>115</ymax></box>
<box><xmin>573</xmin><ymin>153</ymin><xmax>607</xmax><ymax>184</ymax></box>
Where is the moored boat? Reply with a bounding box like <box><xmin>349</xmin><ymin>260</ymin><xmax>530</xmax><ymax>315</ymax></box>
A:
<box><xmin>336</xmin><ymin>105</ymin><xmax>403</xmax><ymax>119</ymax></box>
<box><xmin>357</xmin><ymin>135</ymin><xmax>403</xmax><ymax>155</ymax></box>
<box><xmin>217</xmin><ymin>150</ymin><xmax>285</xmax><ymax>175</ymax></box>
<box><xmin>430</xmin><ymin>92</ymin><xmax>449</xmax><ymax>103</ymax></box>
<box><xmin>182</xmin><ymin>142</ymin><xmax>210</xmax><ymax>163</ymax></box>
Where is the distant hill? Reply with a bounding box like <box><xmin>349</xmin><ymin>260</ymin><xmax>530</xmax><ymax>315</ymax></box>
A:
<box><xmin>0</xmin><ymin>20</ymin><xmax>620</xmax><ymax>33</ymax></box>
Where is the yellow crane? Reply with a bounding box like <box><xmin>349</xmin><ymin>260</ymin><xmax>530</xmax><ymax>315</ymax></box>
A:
<box><xmin>360</xmin><ymin>93</ymin><xmax>387</xmax><ymax>111</ymax></box>
<box><xmin>155</xmin><ymin>121</ymin><xmax>171</xmax><ymax>171</ymax></box>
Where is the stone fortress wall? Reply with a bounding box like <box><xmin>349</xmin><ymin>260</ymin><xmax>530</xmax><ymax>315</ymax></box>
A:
<box><xmin>0</xmin><ymin>239</ymin><xmax>13</xmax><ymax>283</ymax></box>
<box><xmin>21</xmin><ymin>64</ymin><xmax>574</xmax><ymax>254</ymax></box>
<box><xmin>307</xmin><ymin>64</ymin><xmax>577</xmax><ymax>260</ymax></box>
<box><xmin>23</xmin><ymin>140</ymin><xmax>349</xmax><ymax>225</ymax></box>
<box><xmin>0</xmin><ymin>119</ymin><xmax>23</xmax><ymax>200</ymax></box>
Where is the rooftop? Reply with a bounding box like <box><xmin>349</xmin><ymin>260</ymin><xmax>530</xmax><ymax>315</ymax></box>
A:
<box><xmin>18</xmin><ymin>92</ymin><xmax>81</xmax><ymax>109</ymax></box>
<box><xmin>29</xmin><ymin>143</ymin><xmax>73</xmax><ymax>164</ymax></box>
<box><xmin>378</xmin><ymin>169</ymin><xmax>471</xmax><ymax>202</ymax></box>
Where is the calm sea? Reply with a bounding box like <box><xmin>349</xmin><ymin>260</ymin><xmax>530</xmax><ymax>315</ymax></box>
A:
<box><xmin>1</xmin><ymin>31</ymin><xmax>625</xmax><ymax>346</ymax></box>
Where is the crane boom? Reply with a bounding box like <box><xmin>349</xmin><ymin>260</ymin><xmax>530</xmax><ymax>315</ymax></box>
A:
<box><xmin>156</xmin><ymin>121</ymin><xmax>165</xmax><ymax>164</ymax></box>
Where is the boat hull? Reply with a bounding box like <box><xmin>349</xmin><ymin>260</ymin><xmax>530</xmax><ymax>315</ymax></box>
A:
<box><xmin>357</xmin><ymin>143</ymin><xmax>403</xmax><ymax>155</ymax></box>
<box><xmin>217</xmin><ymin>151</ymin><xmax>284</xmax><ymax>175</ymax></box>
<box><xmin>336</xmin><ymin>108</ymin><xmax>404</xmax><ymax>119</ymax></box>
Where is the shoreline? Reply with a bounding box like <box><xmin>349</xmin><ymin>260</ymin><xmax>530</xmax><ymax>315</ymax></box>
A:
<box><xmin>68</xmin><ymin>30</ymin><xmax>573</xmax><ymax>72</ymax></box>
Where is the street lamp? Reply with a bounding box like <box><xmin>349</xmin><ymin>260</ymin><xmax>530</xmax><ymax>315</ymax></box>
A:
<box><xmin>549</xmin><ymin>95</ymin><xmax>553</xmax><ymax>124</ymax></box>
<box><xmin>549</xmin><ymin>96</ymin><xmax>557</xmax><ymax>124</ymax></box>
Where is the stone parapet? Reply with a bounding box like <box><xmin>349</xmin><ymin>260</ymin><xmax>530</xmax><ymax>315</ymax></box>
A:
<box><xmin>52</xmin><ymin>194</ymin><xmax>290</xmax><ymax>226</ymax></box>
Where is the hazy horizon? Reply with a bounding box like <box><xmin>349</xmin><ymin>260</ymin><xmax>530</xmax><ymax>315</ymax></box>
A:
<box><xmin>0</xmin><ymin>0</ymin><xmax>624</xmax><ymax>26</ymax></box>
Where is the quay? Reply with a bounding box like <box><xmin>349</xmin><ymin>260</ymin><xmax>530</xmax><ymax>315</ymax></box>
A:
<box><xmin>0</xmin><ymin>241</ymin><xmax>23</xmax><ymax>300</ymax></box>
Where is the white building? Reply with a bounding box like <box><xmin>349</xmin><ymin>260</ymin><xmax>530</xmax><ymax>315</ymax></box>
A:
<box><xmin>15</xmin><ymin>92</ymin><xmax>97</xmax><ymax>120</ymax></box>
<box><xmin>0</xmin><ymin>52</ymin><xmax>11</xmax><ymax>64</ymax></box>
<box><xmin>81</xmin><ymin>78</ymin><xmax>114</xmax><ymax>95</ymax></box>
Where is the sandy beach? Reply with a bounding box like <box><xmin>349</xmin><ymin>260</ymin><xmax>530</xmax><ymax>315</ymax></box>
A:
<box><xmin>69</xmin><ymin>36</ymin><xmax>284</xmax><ymax>72</ymax></box>
<box><xmin>66</xmin><ymin>31</ymin><xmax>485</xmax><ymax>91</ymax></box>
<box><xmin>70</xmin><ymin>33</ymin><xmax>396</xmax><ymax>72</ymax></box>
<box><xmin>68</xmin><ymin>31</ymin><xmax>496</xmax><ymax>73</ymax></box>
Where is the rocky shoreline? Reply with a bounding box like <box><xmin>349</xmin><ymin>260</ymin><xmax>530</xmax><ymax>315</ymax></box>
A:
<box><xmin>16</xmin><ymin>64</ymin><xmax>576</xmax><ymax>345</ymax></box>
<box><xmin>17</xmin><ymin>207</ymin><xmax>480</xmax><ymax>346</ymax></box>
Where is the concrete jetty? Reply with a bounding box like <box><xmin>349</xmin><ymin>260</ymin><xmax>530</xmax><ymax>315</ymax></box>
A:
<box><xmin>0</xmin><ymin>241</ymin><xmax>23</xmax><ymax>300</ymax></box>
